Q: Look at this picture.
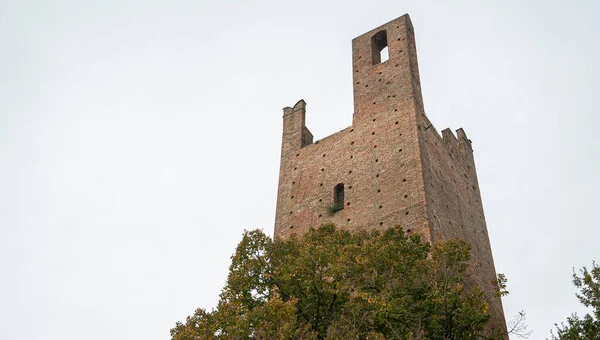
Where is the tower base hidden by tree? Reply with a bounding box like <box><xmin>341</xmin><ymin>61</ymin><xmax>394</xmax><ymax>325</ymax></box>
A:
<box><xmin>171</xmin><ymin>226</ymin><xmax>508</xmax><ymax>339</ymax></box>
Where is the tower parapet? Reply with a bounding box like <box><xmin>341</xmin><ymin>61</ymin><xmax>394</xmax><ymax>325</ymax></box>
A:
<box><xmin>281</xmin><ymin>99</ymin><xmax>312</xmax><ymax>156</ymax></box>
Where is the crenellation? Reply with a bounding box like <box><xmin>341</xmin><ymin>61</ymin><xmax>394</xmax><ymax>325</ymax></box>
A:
<box><xmin>301</xmin><ymin>126</ymin><xmax>313</xmax><ymax>147</ymax></box>
<box><xmin>457</xmin><ymin>127</ymin><xmax>474</xmax><ymax>152</ymax></box>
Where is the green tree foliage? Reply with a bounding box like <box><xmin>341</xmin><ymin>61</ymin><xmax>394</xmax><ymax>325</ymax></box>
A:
<box><xmin>550</xmin><ymin>262</ymin><xmax>600</xmax><ymax>339</ymax></box>
<box><xmin>171</xmin><ymin>225</ymin><xmax>505</xmax><ymax>339</ymax></box>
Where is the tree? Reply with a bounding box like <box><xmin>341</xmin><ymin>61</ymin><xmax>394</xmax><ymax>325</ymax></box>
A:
<box><xmin>550</xmin><ymin>262</ymin><xmax>600</xmax><ymax>339</ymax></box>
<box><xmin>171</xmin><ymin>225</ymin><xmax>506</xmax><ymax>339</ymax></box>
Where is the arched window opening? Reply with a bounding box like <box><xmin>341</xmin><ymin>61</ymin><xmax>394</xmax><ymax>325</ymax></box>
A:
<box><xmin>371</xmin><ymin>30</ymin><xmax>389</xmax><ymax>65</ymax></box>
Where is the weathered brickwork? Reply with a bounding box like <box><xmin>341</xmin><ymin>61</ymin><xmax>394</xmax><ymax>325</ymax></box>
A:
<box><xmin>274</xmin><ymin>14</ymin><xmax>506</xmax><ymax>332</ymax></box>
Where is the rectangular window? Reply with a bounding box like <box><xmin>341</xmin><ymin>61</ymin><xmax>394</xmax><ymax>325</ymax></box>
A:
<box><xmin>371</xmin><ymin>30</ymin><xmax>388</xmax><ymax>65</ymax></box>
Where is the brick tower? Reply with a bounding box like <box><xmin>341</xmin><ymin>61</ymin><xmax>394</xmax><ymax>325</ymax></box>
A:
<box><xmin>274</xmin><ymin>14</ymin><xmax>506</xmax><ymax>331</ymax></box>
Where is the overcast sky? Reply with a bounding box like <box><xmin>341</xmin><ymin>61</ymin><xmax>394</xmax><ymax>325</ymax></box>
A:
<box><xmin>1</xmin><ymin>0</ymin><xmax>598</xmax><ymax>339</ymax></box>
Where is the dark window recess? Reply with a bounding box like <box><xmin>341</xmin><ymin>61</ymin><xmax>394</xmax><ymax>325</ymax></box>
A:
<box><xmin>328</xmin><ymin>183</ymin><xmax>345</xmax><ymax>215</ymax></box>
<box><xmin>334</xmin><ymin>183</ymin><xmax>345</xmax><ymax>208</ymax></box>
<box><xmin>371</xmin><ymin>30</ymin><xmax>389</xmax><ymax>65</ymax></box>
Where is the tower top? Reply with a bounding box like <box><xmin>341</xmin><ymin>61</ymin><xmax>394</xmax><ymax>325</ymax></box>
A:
<box><xmin>351</xmin><ymin>14</ymin><xmax>423</xmax><ymax>124</ymax></box>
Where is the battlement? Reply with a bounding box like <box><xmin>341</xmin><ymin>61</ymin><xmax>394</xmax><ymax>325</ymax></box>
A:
<box><xmin>282</xmin><ymin>99</ymin><xmax>307</xmax><ymax>117</ymax></box>
<box><xmin>282</xmin><ymin>97</ymin><xmax>475</xmax><ymax>175</ymax></box>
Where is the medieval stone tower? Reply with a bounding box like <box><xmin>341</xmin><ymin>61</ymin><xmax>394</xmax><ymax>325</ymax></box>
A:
<box><xmin>274</xmin><ymin>14</ymin><xmax>506</xmax><ymax>330</ymax></box>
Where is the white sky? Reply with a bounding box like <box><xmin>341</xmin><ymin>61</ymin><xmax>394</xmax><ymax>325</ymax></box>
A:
<box><xmin>1</xmin><ymin>1</ymin><xmax>598</xmax><ymax>339</ymax></box>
